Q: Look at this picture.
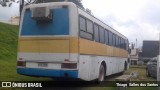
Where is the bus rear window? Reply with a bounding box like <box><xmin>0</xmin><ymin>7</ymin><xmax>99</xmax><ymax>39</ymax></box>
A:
<box><xmin>21</xmin><ymin>8</ymin><xmax>69</xmax><ymax>36</ymax></box>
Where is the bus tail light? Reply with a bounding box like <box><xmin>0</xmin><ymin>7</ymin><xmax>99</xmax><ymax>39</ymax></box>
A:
<box><xmin>61</xmin><ymin>63</ymin><xmax>77</xmax><ymax>69</ymax></box>
<box><xmin>17</xmin><ymin>61</ymin><xmax>26</xmax><ymax>67</ymax></box>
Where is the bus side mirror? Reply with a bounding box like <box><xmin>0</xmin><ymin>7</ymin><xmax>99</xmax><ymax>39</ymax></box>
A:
<box><xmin>31</xmin><ymin>7</ymin><xmax>52</xmax><ymax>21</ymax></box>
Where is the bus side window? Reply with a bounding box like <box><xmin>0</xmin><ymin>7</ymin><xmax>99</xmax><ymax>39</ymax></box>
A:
<box><xmin>112</xmin><ymin>34</ymin><xmax>116</xmax><ymax>47</ymax></box>
<box><xmin>108</xmin><ymin>31</ymin><xmax>113</xmax><ymax>46</ymax></box>
<box><xmin>94</xmin><ymin>24</ymin><xmax>99</xmax><ymax>42</ymax></box>
<box><xmin>79</xmin><ymin>16</ymin><xmax>93</xmax><ymax>40</ymax></box>
<box><xmin>123</xmin><ymin>39</ymin><xmax>125</xmax><ymax>49</ymax></box>
<box><xmin>121</xmin><ymin>38</ymin><xmax>125</xmax><ymax>49</ymax></box>
<box><xmin>105</xmin><ymin>30</ymin><xmax>109</xmax><ymax>45</ymax></box>
<box><xmin>86</xmin><ymin>20</ymin><xmax>93</xmax><ymax>34</ymax></box>
<box><xmin>120</xmin><ymin>38</ymin><xmax>124</xmax><ymax>49</ymax></box>
<box><xmin>116</xmin><ymin>35</ymin><xmax>119</xmax><ymax>47</ymax></box>
<box><xmin>118</xmin><ymin>37</ymin><xmax>121</xmax><ymax>48</ymax></box>
<box><xmin>99</xmin><ymin>26</ymin><xmax>105</xmax><ymax>44</ymax></box>
<box><xmin>79</xmin><ymin>16</ymin><xmax>86</xmax><ymax>31</ymax></box>
<box><xmin>79</xmin><ymin>31</ymin><xmax>93</xmax><ymax>40</ymax></box>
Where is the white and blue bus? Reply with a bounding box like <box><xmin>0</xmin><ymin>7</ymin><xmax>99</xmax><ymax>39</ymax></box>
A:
<box><xmin>17</xmin><ymin>2</ymin><xmax>129</xmax><ymax>82</ymax></box>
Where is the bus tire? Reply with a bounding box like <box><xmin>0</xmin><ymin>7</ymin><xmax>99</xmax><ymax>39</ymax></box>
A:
<box><xmin>146</xmin><ymin>68</ymin><xmax>151</xmax><ymax>77</ymax></box>
<box><xmin>97</xmin><ymin>64</ymin><xmax>105</xmax><ymax>83</ymax></box>
<box><xmin>124</xmin><ymin>61</ymin><xmax>127</xmax><ymax>70</ymax></box>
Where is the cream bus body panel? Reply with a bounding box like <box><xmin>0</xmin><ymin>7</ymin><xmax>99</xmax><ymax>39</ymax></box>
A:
<box><xmin>78</xmin><ymin>55</ymin><xmax>127</xmax><ymax>81</ymax></box>
<box><xmin>77</xmin><ymin>7</ymin><xmax>128</xmax><ymax>81</ymax></box>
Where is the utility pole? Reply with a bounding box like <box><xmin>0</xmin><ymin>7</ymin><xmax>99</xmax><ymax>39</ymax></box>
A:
<box><xmin>157</xmin><ymin>32</ymin><xmax>160</xmax><ymax>90</ymax></box>
<box><xmin>159</xmin><ymin>32</ymin><xmax>160</xmax><ymax>59</ymax></box>
<box><xmin>20</xmin><ymin>0</ymin><xmax>24</xmax><ymax>16</ymax></box>
<box><xmin>136</xmin><ymin>38</ymin><xmax>137</xmax><ymax>48</ymax></box>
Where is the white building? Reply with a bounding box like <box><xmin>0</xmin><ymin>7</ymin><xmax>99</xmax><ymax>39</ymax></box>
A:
<box><xmin>9</xmin><ymin>16</ymin><xmax>20</xmax><ymax>25</ymax></box>
<box><xmin>130</xmin><ymin>48</ymin><xmax>139</xmax><ymax>65</ymax></box>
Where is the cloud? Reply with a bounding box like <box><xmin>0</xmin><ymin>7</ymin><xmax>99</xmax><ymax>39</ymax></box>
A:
<box><xmin>140</xmin><ymin>2</ymin><xmax>160</xmax><ymax>26</ymax></box>
<box><xmin>0</xmin><ymin>3</ymin><xmax>19</xmax><ymax>21</ymax></box>
<box><xmin>82</xmin><ymin>0</ymin><xmax>160</xmax><ymax>47</ymax></box>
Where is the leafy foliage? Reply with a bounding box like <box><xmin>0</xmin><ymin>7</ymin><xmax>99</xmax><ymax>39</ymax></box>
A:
<box><xmin>0</xmin><ymin>0</ymin><xmax>18</xmax><ymax>7</ymax></box>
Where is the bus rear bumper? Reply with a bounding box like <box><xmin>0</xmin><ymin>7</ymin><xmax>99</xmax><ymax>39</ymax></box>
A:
<box><xmin>17</xmin><ymin>68</ymin><xmax>78</xmax><ymax>78</ymax></box>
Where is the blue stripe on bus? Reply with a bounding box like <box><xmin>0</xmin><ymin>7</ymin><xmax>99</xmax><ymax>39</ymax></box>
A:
<box><xmin>21</xmin><ymin>8</ymin><xmax>69</xmax><ymax>35</ymax></box>
<box><xmin>17</xmin><ymin>68</ymin><xmax>78</xmax><ymax>78</ymax></box>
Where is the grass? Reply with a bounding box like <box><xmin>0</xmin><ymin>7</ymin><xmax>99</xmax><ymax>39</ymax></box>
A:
<box><xmin>124</xmin><ymin>65</ymin><xmax>156</xmax><ymax>81</ymax></box>
<box><xmin>0</xmin><ymin>22</ymin><xmax>157</xmax><ymax>90</ymax></box>
<box><xmin>0</xmin><ymin>59</ymin><xmax>52</xmax><ymax>81</ymax></box>
<box><xmin>0</xmin><ymin>22</ymin><xmax>18</xmax><ymax>80</ymax></box>
<box><xmin>0</xmin><ymin>22</ymin><xmax>51</xmax><ymax>81</ymax></box>
<box><xmin>123</xmin><ymin>65</ymin><xmax>157</xmax><ymax>90</ymax></box>
<box><xmin>130</xmin><ymin>65</ymin><xmax>146</xmax><ymax>69</ymax></box>
<box><xmin>0</xmin><ymin>22</ymin><xmax>18</xmax><ymax>59</ymax></box>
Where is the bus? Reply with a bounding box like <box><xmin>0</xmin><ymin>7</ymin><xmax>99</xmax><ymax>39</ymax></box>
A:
<box><xmin>17</xmin><ymin>2</ymin><xmax>130</xmax><ymax>82</ymax></box>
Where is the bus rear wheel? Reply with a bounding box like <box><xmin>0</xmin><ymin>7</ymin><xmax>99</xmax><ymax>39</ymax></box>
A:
<box><xmin>97</xmin><ymin>64</ymin><xmax>105</xmax><ymax>83</ymax></box>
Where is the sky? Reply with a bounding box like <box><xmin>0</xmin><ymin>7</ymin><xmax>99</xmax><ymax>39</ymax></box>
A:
<box><xmin>0</xmin><ymin>0</ymin><xmax>160</xmax><ymax>47</ymax></box>
<box><xmin>82</xmin><ymin>0</ymin><xmax>160</xmax><ymax>48</ymax></box>
<box><xmin>0</xmin><ymin>2</ymin><xmax>19</xmax><ymax>21</ymax></box>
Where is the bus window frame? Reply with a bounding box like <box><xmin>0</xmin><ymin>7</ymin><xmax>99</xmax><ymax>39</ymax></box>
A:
<box><xmin>108</xmin><ymin>31</ymin><xmax>113</xmax><ymax>46</ymax></box>
<box><xmin>93</xmin><ymin>23</ymin><xmax>100</xmax><ymax>43</ymax></box>
<box><xmin>99</xmin><ymin>26</ymin><xmax>105</xmax><ymax>44</ymax></box>
<box><xmin>79</xmin><ymin>15</ymin><xmax>94</xmax><ymax>41</ymax></box>
<box><xmin>112</xmin><ymin>34</ymin><xmax>116</xmax><ymax>47</ymax></box>
<box><xmin>105</xmin><ymin>29</ymin><xmax>109</xmax><ymax>45</ymax></box>
<box><xmin>116</xmin><ymin>35</ymin><xmax>119</xmax><ymax>47</ymax></box>
<box><xmin>86</xmin><ymin>19</ymin><xmax>94</xmax><ymax>34</ymax></box>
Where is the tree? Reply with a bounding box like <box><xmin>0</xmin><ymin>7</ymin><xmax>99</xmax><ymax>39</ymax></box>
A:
<box><xmin>0</xmin><ymin>0</ymin><xmax>37</xmax><ymax>7</ymax></box>
<box><xmin>0</xmin><ymin>0</ymin><xmax>84</xmax><ymax>9</ymax></box>
<box><xmin>0</xmin><ymin>0</ymin><xmax>17</xmax><ymax>7</ymax></box>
